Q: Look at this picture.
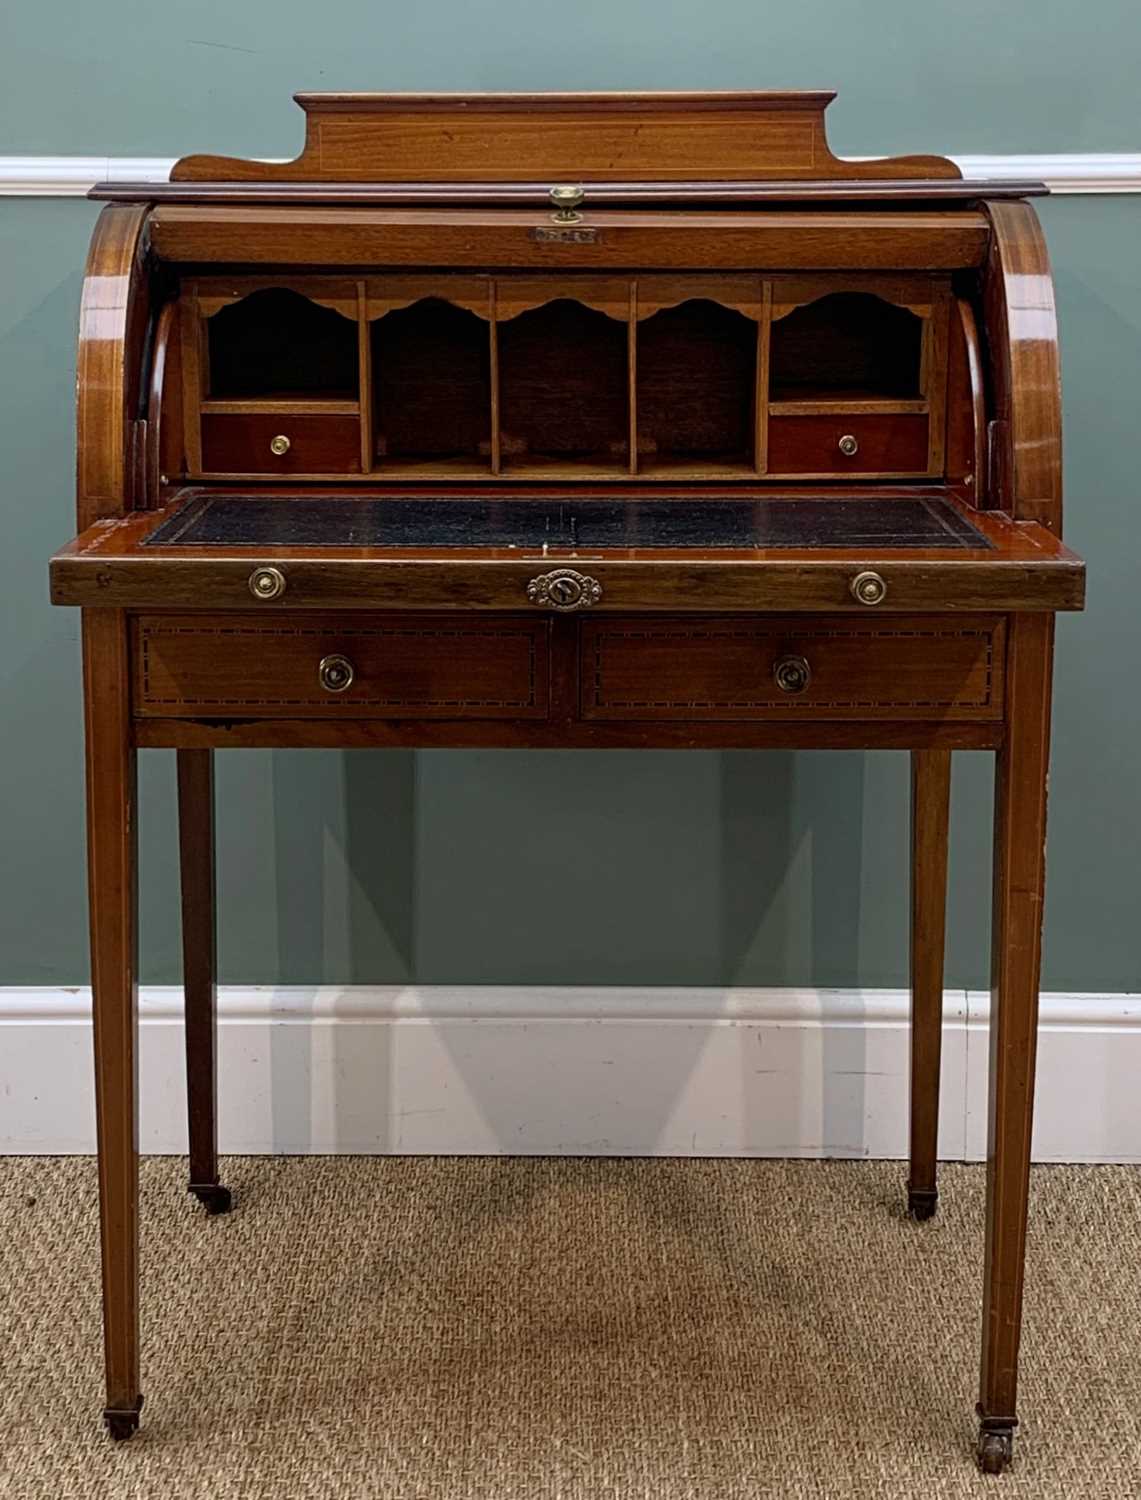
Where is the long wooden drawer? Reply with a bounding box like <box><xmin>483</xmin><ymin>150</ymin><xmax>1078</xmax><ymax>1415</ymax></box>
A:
<box><xmin>134</xmin><ymin>614</ymin><xmax>550</xmax><ymax>718</ymax></box>
<box><xmin>580</xmin><ymin>615</ymin><xmax>1004</xmax><ymax>721</ymax></box>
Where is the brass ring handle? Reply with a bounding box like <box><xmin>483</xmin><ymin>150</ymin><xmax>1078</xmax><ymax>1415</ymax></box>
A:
<box><xmin>773</xmin><ymin>654</ymin><xmax>812</xmax><ymax>695</ymax></box>
<box><xmin>269</xmin><ymin>434</ymin><xmax>291</xmax><ymax>457</ymax></box>
<box><xmin>838</xmin><ymin>433</ymin><xmax>859</xmax><ymax>457</ymax></box>
<box><xmin>526</xmin><ymin>568</ymin><xmax>602</xmax><ymax>612</ymax></box>
<box><xmin>318</xmin><ymin>654</ymin><xmax>355</xmax><ymax>694</ymax></box>
<box><xmin>850</xmin><ymin>570</ymin><xmax>887</xmax><ymax>606</ymax></box>
<box><xmin>248</xmin><ymin>565</ymin><xmax>286</xmax><ymax>601</ymax></box>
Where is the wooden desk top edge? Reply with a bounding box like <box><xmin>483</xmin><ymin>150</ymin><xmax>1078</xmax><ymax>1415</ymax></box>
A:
<box><xmin>91</xmin><ymin>179</ymin><xmax>1049</xmax><ymax>205</ymax></box>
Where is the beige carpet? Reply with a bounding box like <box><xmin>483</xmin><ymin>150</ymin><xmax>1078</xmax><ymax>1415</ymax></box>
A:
<box><xmin>2</xmin><ymin>1157</ymin><xmax>1140</xmax><ymax>1499</ymax></box>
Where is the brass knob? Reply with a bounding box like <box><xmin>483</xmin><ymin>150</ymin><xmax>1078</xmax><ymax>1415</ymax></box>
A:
<box><xmin>526</xmin><ymin>568</ymin><xmax>602</xmax><ymax>612</ymax></box>
<box><xmin>248</xmin><ymin>565</ymin><xmax>286</xmax><ymax>601</ymax></box>
<box><xmin>773</xmin><ymin>655</ymin><xmax>812</xmax><ymax>695</ymax></box>
<box><xmin>838</xmin><ymin>434</ymin><xmax>859</xmax><ymax>457</ymax></box>
<box><xmin>318</xmin><ymin>654</ymin><xmax>354</xmax><ymax>693</ymax></box>
<box><xmin>851</xmin><ymin>570</ymin><xmax>887</xmax><ymax>606</ymax></box>
<box><xmin>549</xmin><ymin>184</ymin><xmax>585</xmax><ymax>223</ymax></box>
<box><xmin>269</xmin><ymin>434</ymin><xmax>291</xmax><ymax>457</ymax></box>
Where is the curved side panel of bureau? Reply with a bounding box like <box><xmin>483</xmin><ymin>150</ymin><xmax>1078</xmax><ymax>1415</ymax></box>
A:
<box><xmin>76</xmin><ymin>204</ymin><xmax>153</xmax><ymax>529</ymax></box>
<box><xmin>981</xmin><ymin>200</ymin><xmax>1063</xmax><ymax>535</ymax></box>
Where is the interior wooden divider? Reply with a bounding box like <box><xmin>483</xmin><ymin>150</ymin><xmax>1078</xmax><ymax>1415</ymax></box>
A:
<box><xmin>179</xmin><ymin>281</ymin><xmax>204</xmax><ymax>476</ymax></box>
<box><xmin>356</xmin><ymin>279</ymin><xmax>372</xmax><ymax>473</ymax></box>
<box><xmin>489</xmin><ymin>280</ymin><xmax>501</xmax><ymax>476</ymax></box>
<box><xmin>628</xmin><ymin>281</ymin><xmax>638</xmax><ymax>477</ymax></box>
<box><xmin>922</xmin><ymin>289</ymin><xmax>951</xmax><ymax>477</ymax></box>
<box><xmin>756</xmin><ymin>282</ymin><xmax>773</xmax><ymax>476</ymax></box>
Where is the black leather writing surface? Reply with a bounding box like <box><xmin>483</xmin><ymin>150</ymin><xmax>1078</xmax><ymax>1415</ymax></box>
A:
<box><xmin>146</xmin><ymin>494</ymin><xmax>991</xmax><ymax>551</ymax></box>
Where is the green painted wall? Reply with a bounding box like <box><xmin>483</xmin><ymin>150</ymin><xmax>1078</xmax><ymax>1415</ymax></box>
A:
<box><xmin>5</xmin><ymin>0</ymin><xmax>1141</xmax><ymax>156</ymax></box>
<box><xmin>1</xmin><ymin>5</ymin><xmax>1138</xmax><ymax>992</ymax></box>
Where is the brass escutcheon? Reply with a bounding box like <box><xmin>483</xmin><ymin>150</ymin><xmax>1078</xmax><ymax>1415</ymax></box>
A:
<box><xmin>838</xmin><ymin>433</ymin><xmax>859</xmax><ymax>457</ymax></box>
<box><xmin>850</xmin><ymin>570</ymin><xmax>887</xmax><ymax>606</ymax></box>
<box><xmin>549</xmin><ymin>184</ymin><xmax>585</xmax><ymax>223</ymax></box>
<box><xmin>270</xmin><ymin>434</ymin><xmax>291</xmax><ymax>457</ymax></box>
<box><xmin>773</xmin><ymin>654</ymin><xmax>812</xmax><ymax>695</ymax></box>
<box><xmin>526</xmin><ymin>568</ymin><xmax>602</xmax><ymax>612</ymax></box>
<box><xmin>318</xmin><ymin>654</ymin><xmax>355</xmax><ymax>693</ymax></box>
<box><xmin>248</xmin><ymin>565</ymin><xmax>286</xmax><ymax>601</ymax></box>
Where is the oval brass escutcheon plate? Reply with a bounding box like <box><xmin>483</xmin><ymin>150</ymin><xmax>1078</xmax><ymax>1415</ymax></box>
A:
<box><xmin>526</xmin><ymin>568</ymin><xmax>603</xmax><ymax>612</ymax></box>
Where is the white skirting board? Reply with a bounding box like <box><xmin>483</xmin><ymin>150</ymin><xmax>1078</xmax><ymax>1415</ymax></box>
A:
<box><xmin>1</xmin><ymin>986</ymin><xmax>1138</xmax><ymax>1161</ymax></box>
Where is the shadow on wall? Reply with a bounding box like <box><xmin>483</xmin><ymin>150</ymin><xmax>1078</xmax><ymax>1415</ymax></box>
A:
<box><xmin>259</xmin><ymin>746</ymin><xmax>872</xmax><ymax>1154</ymax></box>
<box><xmin>267</xmin><ymin>749</ymin><xmax>415</xmax><ymax>1151</ymax></box>
<box><xmin>721</xmin><ymin>751</ymin><xmax>870</xmax><ymax>1157</ymax></box>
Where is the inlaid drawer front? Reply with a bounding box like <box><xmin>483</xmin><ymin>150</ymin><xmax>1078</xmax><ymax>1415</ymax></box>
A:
<box><xmin>200</xmin><ymin>413</ymin><xmax>361</xmax><ymax>475</ymax></box>
<box><xmin>767</xmin><ymin>413</ymin><xmax>929</xmax><ymax>476</ymax></box>
<box><xmin>134</xmin><ymin>614</ymin><xmax>549</xmax><ymax>718</ymax></box>
<box><xmin>580</xmin><ymin>616</ymin><xmax>1004</xmax><ymax>721</ymax></box>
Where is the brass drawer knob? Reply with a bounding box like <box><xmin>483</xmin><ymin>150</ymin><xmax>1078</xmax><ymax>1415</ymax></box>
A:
<box><xmin>838</xmin><ymin>433</ymin><xmax>859</xmax><ymax>457</ymax></box>
<box><xmin>526</xmin><ymin>567</ymin><xmax>602</xmax><ymax>612</ymax></box>
<box><xmin>773</xmin><ymin>654</ymin><xmax>812</xmax><ymax>695</ymax></box>
<box><xmin>851</xmin><ymin>570</ymin><xmax>887</xmax><ymax>606</ymax></box>
<box><xmin>248</xmin><ymin>565</ymin><xmax>286</xmax><ymax>601</ymax></box>
<box><xmin>318</xmin><ymin>654</ymin><xmax>354</xmax><ymax>693</ymax></box>
<box><xmin>549</xmin><ymin>184</ymin><xmax>585</xmax><ymax>223</ymax></box>
<box><xmin>269</xmin><ymin>434</ymin><xmax>291</xmax><ymax>457</ymax></box>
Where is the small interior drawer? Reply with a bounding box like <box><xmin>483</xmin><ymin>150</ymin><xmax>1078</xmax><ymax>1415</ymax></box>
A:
<box><xmin>134</xmin><ymin>614</ymin><xmax>550</xmax><ymax>718</ymax></box>
<box><xmin>199</xmin><ymin>413</ymin><xmax>361</xmax><ymax>475</ymax></box>
<box><xmin>580</xmin><ymin>615</ymin><xmax>1004</xmax><ymax>721</ymax></box>
<box><xmin>767</xmin><ymin>413</ymin><xmax>930</xmax><ymax>476</ymax></box>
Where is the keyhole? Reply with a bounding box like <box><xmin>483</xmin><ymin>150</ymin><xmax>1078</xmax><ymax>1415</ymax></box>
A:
<box><xmin>550</xmin><ymin>577</ymin><xmax>580</xmax><ymax>605</ymax></box>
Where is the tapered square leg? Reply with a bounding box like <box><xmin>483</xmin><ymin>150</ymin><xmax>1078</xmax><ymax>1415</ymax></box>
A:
<box><xmin>908</xmin><ymin>749</ymin><xmax>951</xmax><ymax>1221</ymax></box>
<box><xmin>976</xmin><ymin>615</ymin><xmax>1054</xmax><ymax>1474</ymax></box>
<box><xmin>83</xmin><ymin>611</ymin><xmax>143</xmax><ymax>1439</ymax></box>
<box><xmin>178</xmin><ymin>749</ymin><xmax>230</xmax><ymax>1214</ymax></box>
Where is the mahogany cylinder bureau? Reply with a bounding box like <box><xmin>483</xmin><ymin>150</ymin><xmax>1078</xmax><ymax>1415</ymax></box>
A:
<box><xmin>49</xmin><ymin>91</ymin><xmax>1085</xmax><ymax>1473</ymax></box>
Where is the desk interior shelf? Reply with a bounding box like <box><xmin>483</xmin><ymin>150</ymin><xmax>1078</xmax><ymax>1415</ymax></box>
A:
<box><xmin>637</xmin><ymin>298</ymin><xmax>759</xmax><ymax>476</ymax></box>
<box><xmin>203</xmin><ymin>287</ymin><xmax>360</xmax><ymax>404</ymax></box>
<box><xmin>769</xmin><ymin>292</ymin><xmax>924</xmax><ymax>406</ymax></box>
<box><xmin>175</xmin><ymin>272</ymin><xmax>955</xmax><ymax>486</ymax></box>
<box><xmin>372</xmin><ymin>297</ymin><xmax>492</xmax><ymax>469</ymax></box>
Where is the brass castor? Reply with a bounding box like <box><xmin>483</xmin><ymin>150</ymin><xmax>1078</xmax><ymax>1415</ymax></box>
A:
<box><xmin>907</xmin><ymin>1186</ymin><xmax>938</xmax><ymax>1221</ymax></box>
<box><xmin>103</xmin><ymin>1396</ymin><xmax>143</xmax><ymax>1441</ymax></box>
<box><xmin>977</xmin><ymin>1422</ymin><xmax>1015</xmax><ymax>1474</ymax></box>
<box><xmin>189</xmin><ymin>1181</ymin><xmax>233</xmax><ymax>1215</ymax></box>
